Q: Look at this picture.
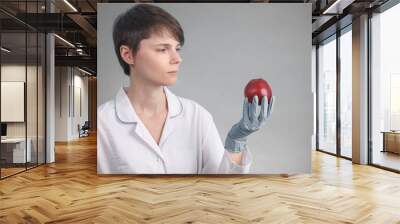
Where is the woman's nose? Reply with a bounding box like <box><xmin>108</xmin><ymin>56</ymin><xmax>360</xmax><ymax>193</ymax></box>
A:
<box><xmin>171</xmin><ymin>50</ymin><xmax>182</xmax><ymax>64</ymax></box>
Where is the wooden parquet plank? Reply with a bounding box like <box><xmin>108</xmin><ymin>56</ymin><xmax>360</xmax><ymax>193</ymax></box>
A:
<box><xmin>0</xmin><ymin>134</ymin><xmax>400</xmax><ymax>223</ymax></box>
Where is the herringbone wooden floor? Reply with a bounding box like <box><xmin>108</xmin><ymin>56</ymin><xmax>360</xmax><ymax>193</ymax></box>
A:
<box><xmin>1</xmin><ymin>134</ymin><xmax>400</xmax><ymax>223</ymax></box>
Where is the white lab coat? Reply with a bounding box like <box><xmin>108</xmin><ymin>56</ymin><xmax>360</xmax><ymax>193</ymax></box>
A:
<box><xmin>97</xmin><ymin>86</ymin><xmax>252</xmax><ymax>174</ymax></box>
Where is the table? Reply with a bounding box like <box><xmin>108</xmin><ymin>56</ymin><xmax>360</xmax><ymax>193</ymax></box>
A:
<box><xmin>381</xmin><ymin>131</ymin><xmax>400</xmax><ymax>154</ymax></box>
<box><xmin>1</xmin><ymin>138</ymin><xmax>32</xmax><ymax>163</ymax></box>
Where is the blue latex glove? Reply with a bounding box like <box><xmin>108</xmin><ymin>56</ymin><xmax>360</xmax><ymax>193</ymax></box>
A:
<box><xmin>224</xmin><ymin>95</ymin><xmax>275</xmax><ymax>153</ymax></box>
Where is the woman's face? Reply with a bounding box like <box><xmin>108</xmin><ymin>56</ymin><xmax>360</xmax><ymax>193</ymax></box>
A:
<box><xmin>130</xmin><ymin>32</ymin><xmax>182</xmax><ymax>86</ymax></box>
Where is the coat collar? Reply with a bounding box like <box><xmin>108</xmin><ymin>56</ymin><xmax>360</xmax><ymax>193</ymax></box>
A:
<box><xmin>115</xmin><ymin>86</ymin><xmax>183</xmax><ymax>123</ymax></box>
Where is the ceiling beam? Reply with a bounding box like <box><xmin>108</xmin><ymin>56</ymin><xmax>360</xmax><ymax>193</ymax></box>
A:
<box><xmin>67</xmin><ymin>13</ymin><xmax>97</xmax><ymax>46</ymax></box>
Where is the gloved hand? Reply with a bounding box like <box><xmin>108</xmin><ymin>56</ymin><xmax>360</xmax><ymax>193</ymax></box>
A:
<box><xmin>224</xmin><ymin>95</ymin><xmax>275</xmax><ymax>153</ymax></box>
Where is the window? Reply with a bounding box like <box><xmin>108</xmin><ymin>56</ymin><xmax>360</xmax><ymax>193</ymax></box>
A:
<box><xmin>0</xmin><ymin>1</ymin><xmax>47</xmax><ymax>179</ymax></box>
<box><xmin>371</xmin><ymin>2</ymin><xmax>400</xmax><ymax>171</ymax></box>
<box><xmin>340</xmin><ymin>28</ymin><xmax>352</xmax><ymax>158</ymax></box>
<box><xmin>318</xmin><ymin>36</ymin><xmax>337</xmax><ymax>155</ymax></box>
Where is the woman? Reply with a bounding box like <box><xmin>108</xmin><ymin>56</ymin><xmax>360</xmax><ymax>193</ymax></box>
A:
<box><xmin>98</xmin><ymin>4</ymin><xmax>274</xmax><ymax>174</ymax></box>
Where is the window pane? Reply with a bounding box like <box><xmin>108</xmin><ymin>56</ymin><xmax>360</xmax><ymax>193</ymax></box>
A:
<box><xmin>340</xmin><ymin>29</ymin><xmax>352</xmax><ymax>158</ymax></box>
<box><xmin>38</xmin><ymin>32</ymin><xmax>45</xmax><ymax>165</ymax></box>
<box><xmin>318</xmin><ymin>37</ymin><xmax>337</xmax><ymax>154</ymax></box>
<box><xmin>1</xmin><ymin>30</ymin><xmax>28</xmax><ymax>178</ymax></box>
<box><xmin>27</xmin><ymin>31</ymin><xmax>38</xmax><ymax>169</ymax></box>
<box><xmin>371</xmin><ymin>3</ymin><xmax>400</xmax><ymax>171</ymax></box>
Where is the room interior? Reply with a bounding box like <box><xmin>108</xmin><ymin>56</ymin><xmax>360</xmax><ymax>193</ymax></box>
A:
<box><xmin>0</xmin><ymin>0</ymin><xmax>399</xmax><ymax>222</ymax></box>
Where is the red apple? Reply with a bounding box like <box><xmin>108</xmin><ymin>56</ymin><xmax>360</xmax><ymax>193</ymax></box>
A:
<box><xmin>244</xmin><ymin>78</ymin><xmax>272</xmax><ymax>105</ymax></box>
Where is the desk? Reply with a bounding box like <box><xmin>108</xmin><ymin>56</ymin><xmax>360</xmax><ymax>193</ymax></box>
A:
<box><xmin>1</xmin><ymin>138</ymin><xmax>32</xmax><ymax>163</ymax></box>
<box><xmin>381</xmin><ymin>131</ymin><xmax>400</xmax><ymax>154</ymax></box>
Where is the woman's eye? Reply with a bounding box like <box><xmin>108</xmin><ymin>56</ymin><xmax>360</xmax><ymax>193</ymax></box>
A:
<box><xmin>157</xmin><ymin>48</ymin><xmax>181</xmax><ymax>53</ymax></box>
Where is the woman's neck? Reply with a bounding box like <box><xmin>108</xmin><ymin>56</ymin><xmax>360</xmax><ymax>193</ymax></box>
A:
<box><xmin>126</xmin><ymin>78</ymin><xmax>167</xmax><ymax>117</ymax></box>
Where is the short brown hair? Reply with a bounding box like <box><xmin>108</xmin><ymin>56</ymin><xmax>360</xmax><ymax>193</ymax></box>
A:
<box><xmin>112</xmin><ymin>4</ymin><xmax>185</xmax><ymax>76</ymax></box>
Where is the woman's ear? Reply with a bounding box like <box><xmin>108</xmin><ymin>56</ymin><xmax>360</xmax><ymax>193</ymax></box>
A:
<box><xmin>120</xmin><ymin>45</ymin><xmax>135</xmax><ymax>66</ymax></box>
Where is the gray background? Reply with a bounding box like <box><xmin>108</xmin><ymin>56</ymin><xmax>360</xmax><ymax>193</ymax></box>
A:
<box><xmin>98</xmin><ymin>3</ymin><xmax>312</xmax><ymax>173</ymax></box>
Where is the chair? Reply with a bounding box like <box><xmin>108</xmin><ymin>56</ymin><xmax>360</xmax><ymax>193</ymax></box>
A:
<box><xmin>79</xmin><ymin>121</ymin><xmax>90</xmax><ymax>138</ymax></box>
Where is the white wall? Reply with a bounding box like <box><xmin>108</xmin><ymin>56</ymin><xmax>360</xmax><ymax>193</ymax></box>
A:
<box><xmin>1</xmin><ymin>64</ymin><xmax>46</xmax><ymax>163</ymax></box>
<box><xmin>1</xmin><ymin>66</ymin><xmax>26</xmax><ymax>131</ymax></box>
<box><xmin>1</xmin><ymin>65</ymin><xmax>40</xmax><ymax>137</ymax></box>
<box><xmin>72</xmin><ymin>72</ymin><xmax>89</xmax><ymax>138</ymax></box>
<box><xmin>352</xmin><ymin>14</ymin><xmax>369</xmax><ymax>164</ymax></box>
<box><xmin>312</xmin><ymin>45</ymin><xmax>316</xmax><ymax>150</ymax></box>
<box><xmin>54</xmin><ymin>67</ymin><xmax>89</xmax><ymax>141</ymax></box>
<box><xmin>55</xmin><ymin>66</ymin><xmax>69</xmax><ymax>141</ymax></box>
